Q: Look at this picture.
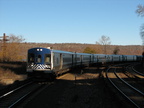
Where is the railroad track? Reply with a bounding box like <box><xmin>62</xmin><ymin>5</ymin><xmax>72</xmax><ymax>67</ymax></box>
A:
<box><xmin>106</xmin><ymin>63</ymin><xmax>144</xmax><ymax>108</ymax></box>
<box><xmin>0</xmin><ymin>71</ymin><xmax>68</xmax><ymax>108</ymax></box>
<box><xmin>0</xmin><ymin>79</ymin><xmax>53</xmax><ymax>108</ymax></box>
<box><xmin>126</xmin><ymin>63</ymin><xmax>144</xmax><ymax>78</ymax></box>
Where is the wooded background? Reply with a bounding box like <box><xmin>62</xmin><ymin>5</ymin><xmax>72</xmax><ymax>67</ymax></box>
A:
<box><xmin>0</xmin><ymin>34</ymin><xmax>143</xmax><ymax>62</ymax></box>
<box><xmin>0</xmin><ymin>42</ymin><xmax>142</xmax><ymax>62</ymax></box>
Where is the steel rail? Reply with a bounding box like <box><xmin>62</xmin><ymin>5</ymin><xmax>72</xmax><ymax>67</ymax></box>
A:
<box><xmin>106</xmin><ymin>66</ymin><xmax>140</xmax><ymax>108</ymax></box>
<box><xmin>0</xmin><ymin>81</ymin><xmax>33</xmax><ymax>99</ymax></box>
<box><xmin>114</xmin><ymin>68</ymin><xmax>144</xmax><ymax>96</ymax></box>
<box><xmin>8</xmin><ymin>82</ymin><xmax>53</xmax><ymax>108</ymax></box>
<box><xmin>8</xmin><ymin>84</ymin><xmax>45</xmax><ymax>108</ymax></box>
<box><xmin>132</xmin><ymin>65</ymin><xmax>144</xmax><ymax>76</ymax></box>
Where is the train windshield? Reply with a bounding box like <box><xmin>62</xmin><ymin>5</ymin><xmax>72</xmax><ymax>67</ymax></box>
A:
<box><xmin>36</xmin><ymin>55</ymin><xmax>42</xmax><ymax>63</ymax></box>
<box><xmin>28</xmin><ymin>53</ymin><xmax>34</xmax><ymax>63</ymax></box>
<box><xmin>45</xmin><ymin>54</ymin><xmax>51</xmax><ymax>64</ymax></box>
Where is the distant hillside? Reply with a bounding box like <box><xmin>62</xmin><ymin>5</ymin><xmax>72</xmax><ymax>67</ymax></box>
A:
<box><xmin>20</xmin><ymin>43</ymin><xmax>143</xmax><ymax>60</ymax></box>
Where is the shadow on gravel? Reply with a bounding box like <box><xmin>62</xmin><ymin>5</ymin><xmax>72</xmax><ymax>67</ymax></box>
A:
<box><xmin>0</xmin><ymin>62</ymin><xmax>26</xmax><ymax>74</ymax></box>
<box><xmin>24</xmin><ymin>66</ymin><xmax>126</xmax><ymax>108</ymax></box>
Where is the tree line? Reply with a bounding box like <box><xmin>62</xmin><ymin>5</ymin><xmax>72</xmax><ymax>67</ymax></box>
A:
<box><xmin>0</xmin><ymin>34</ymin><xmax>143</xmax><ymax>62</ymax></box>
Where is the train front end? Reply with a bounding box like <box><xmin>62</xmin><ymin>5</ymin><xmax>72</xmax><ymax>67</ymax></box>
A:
<box><xmin>27</xmin><ymin>47</ymin><xmax>53</xmax><ymax>77</ymax></box>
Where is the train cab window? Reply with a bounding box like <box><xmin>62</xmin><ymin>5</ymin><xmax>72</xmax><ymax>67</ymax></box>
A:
<box><xmin>45</xmin><ymin>54</ymin><xmax>51</xmax><ymax>64</ymax></box>
<box><xmin>28</xmin><ymin>53</ymin><xmax>34</xmax><ymax>63</ymax></box>
<box><xmin>36</xmin><ymin>55</ymin><xmax>41</xmax><ymax>63</ymax></box>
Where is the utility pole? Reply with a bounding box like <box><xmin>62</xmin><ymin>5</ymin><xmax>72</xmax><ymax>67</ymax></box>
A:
<box><xmin>0</xmin><ymin>33</ymin><xmax>9</xmax><ymax>62</ymax></box>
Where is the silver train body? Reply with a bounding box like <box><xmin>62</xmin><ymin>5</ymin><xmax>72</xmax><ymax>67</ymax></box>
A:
<box><xmin>27</xmin><ymin>47</ymin><xmax>142</xmax><ymax>77</ymax></box>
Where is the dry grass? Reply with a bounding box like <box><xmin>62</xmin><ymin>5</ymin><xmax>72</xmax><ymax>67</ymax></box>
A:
<box><xmin>0</xmin><ymin>68</ymin><xmax>27</xmax><ymax>85</ymax></box>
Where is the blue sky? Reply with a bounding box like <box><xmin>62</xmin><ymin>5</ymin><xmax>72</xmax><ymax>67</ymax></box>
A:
<box><xmin>0</xmin><ymin>0</ymin><xmax>143</xmax><ymax>45</ymax></box>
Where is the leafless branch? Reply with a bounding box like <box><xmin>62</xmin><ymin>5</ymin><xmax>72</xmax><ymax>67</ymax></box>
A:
<box><xmin>136</xmin><ymin>4</ymin><xmax>144</xmax><ymax>17</ymax></box>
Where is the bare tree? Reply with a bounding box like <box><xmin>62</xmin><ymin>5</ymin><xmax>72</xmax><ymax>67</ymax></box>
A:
<box><xmin>8</xmin><ymin>34</ymin><xmax>25</xmax><ymax>43</ymax></box>
<box><xmin>0</xmin><ymin>34</ymin><xmax>25</xmax><ymax>61</ymax></box>
<box><xmin>136</xmin><ymin>4</ymin><xmax>144</xmax><ymax>17</ymax></box>
<box><xmin>96</xmin><ymin>35</ymin><xmax>111</xmax><ymax>54</ymax></box>
<box><xmin>136</xmin><ymin>4</ymin><xmax>144</xmax><ymax>51</ymax></box>
<box><xmin>141</xmin><ymin>24</ymin><xmax>144</xmax><ymax>46</ymax></box>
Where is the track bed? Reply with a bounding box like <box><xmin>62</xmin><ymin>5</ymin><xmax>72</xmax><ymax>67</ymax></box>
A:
<box><xmin>23</xmin><ymin>66</ymin><xmax>124</xmax><ymax>108</ymax></box>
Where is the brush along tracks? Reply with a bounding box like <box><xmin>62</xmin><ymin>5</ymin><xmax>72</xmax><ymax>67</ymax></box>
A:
<box><xmin>106</xmin><ymin>63</ymin><xmax>144</xmax><ymax>108</ymax></box>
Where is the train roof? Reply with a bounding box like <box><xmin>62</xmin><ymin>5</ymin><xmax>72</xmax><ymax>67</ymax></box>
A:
<box><xmin>52</xmin><ymin>50</ymin><xmax>75</xmax><ymax>54</ymax></box>
<box><xmin>28</xmin><ymin>47</ymin><xmax>75</xmax><ymax>54</ymax></box>
<box><xmin>28</xmin><ymin>47</ymin><xmax>93</xmax><ymax>55</ymax></box>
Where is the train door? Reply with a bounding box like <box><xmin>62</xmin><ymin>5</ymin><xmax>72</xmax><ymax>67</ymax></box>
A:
<box><xmin>75</xmin><ymin>53</ymin><xmax>77</xmax><ymax>66</ymax></box>
<box><xmin>90</xmin><ymin>55</ymin><xmax>91</xmax><ymax>64</ymax></box>
<box><xmin>72</xmin><ymin>54</ymin><xmax>74</xmax><ymax>67</ymax></box>
<box><xmin>125</xmin><ymin>56</ymin><xmax>127</xmax><ymax>61</ymax></box>
<box><xmin>112</xmin><ymin>56</ymin><xmax>114</xmax><ymax>63</ymax></box>
<box><xmin>80</xmin><ymin>55</ymin><xmax>83</xmax><ymax>65</ymax></box>
<box><xmin>119</xmin><ymin>56</ymin><xmax>120</xmax><ymax>62</ymax></box>
<box><xmin>60</xmin><ymin>53</ymin><xmax>63</xmax><ymax>69</ymax></box>
<box><xmin>96</xmin><ymin>55</ymin><xmax>98</xmax><ymax>63</ymax></box>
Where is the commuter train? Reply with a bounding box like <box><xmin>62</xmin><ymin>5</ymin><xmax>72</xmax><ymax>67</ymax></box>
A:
<box><xmin>27</xmin><ymin>47</ymin><xmax>142</xmax><ymax>77</ymax></box>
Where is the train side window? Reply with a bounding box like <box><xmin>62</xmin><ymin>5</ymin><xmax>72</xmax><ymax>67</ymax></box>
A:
<box><xmin>45</xmin><ymin>54</ymin><xmax>51</xmax><ymax>64</ymax></box>
<box><xmin>28</xmin><ymin>53</ymin><xmax>34</xmax><ymax>63</ymax></box>
<box><xmin>36</xmin><ymin>55</ymin><xmax>41</xmax><ymax>63</ymax></box>
<box><xmin>57</xmin><ymin>58</ymin><xmax>59</xmax><ymax>64</ymax></box>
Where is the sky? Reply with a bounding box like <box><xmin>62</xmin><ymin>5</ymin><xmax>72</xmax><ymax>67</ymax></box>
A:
<box><xmin>0</xmin><ymin>0</ymin><xmax>144</xmax><ymax>45</ymax></box>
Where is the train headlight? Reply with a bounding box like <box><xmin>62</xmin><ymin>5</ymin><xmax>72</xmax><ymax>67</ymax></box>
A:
<box><xmin>30</xmin><ymin>63</ymin><xmax>34</xmax><ymax>67</ymax></box>
<box><xmin>37</xmin><ymin>49</ymin><xmax>43</xmax><ymax>51</ymax></box>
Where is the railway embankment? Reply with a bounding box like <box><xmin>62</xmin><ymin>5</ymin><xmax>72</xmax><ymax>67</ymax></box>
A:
<box><xmin>0</xmin><ymin>62</ymin><xmax>27</xmax><ymax>95</ymax></box>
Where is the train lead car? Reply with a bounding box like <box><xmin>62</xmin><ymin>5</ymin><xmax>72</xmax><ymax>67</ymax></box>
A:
<box><xmin>27</xmin><ymin>47</ymin><xmax>92</xmax><ymax>78</ymax></box>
